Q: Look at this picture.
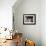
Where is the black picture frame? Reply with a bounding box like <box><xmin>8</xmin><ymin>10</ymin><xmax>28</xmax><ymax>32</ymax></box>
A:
<box><xmin>23</xmin><ymin>14</ymin><xmax>36</xmax><ymax>25</ymax></box>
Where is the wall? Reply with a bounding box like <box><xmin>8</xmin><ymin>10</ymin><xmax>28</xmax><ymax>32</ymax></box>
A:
<box><xmin>0</xmin><ymin>0</ymin><xmax>16</xmax><ymax>30</ymax></box>
<box><xmin>13</xmin><ymin>0</ymin><xmax>41</xmax><ymax>46</ymax></box>
<box><xmin>41</xmin><ymin>0</ymin><xmax>46</xmax><ymax>46</ymax></box>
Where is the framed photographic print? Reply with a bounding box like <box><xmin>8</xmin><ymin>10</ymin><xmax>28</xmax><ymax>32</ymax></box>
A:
<box><xmin>23</xmin><ymin>14</ymin><xmax>36</xmax><ymax>25</ymax></box>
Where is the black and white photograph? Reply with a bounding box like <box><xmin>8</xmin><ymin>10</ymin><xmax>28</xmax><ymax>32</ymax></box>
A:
<box><xmin>23</xmin><ymin>14</ymin><xmax>36</xmax><ymax>25</ymax></box>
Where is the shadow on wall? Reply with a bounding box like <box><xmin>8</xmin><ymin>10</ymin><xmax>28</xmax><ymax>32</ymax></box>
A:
<box><xmin>12</xmin><ymin>0</ymin><xmax>41</xmax><ymax>46</ymax></box>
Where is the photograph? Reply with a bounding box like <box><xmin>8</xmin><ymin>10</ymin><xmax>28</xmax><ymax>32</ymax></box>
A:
<box><xmin>23</xmin><ymin>14</ymin><xmax>36</xmax><ymax>25</ymax></box>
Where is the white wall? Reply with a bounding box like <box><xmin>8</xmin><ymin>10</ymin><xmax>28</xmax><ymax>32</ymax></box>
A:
<box><xmin>0</xmin><ymin>0</ymin><xmax>16</xmax><ymax>30</ymax></box>
<box><xmin>41</xmin><ymin>0</ymin><xmax>46</xmax><ymax>46</ymax></box>
<box><xmin>13</xmin><ymin>0</ymin><xmax>41</xmax><ymax>46</ymax></box>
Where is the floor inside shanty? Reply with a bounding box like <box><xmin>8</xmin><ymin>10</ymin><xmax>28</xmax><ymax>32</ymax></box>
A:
<box><xmin>0</xmin><ymin>39</ymin><xmax>16</xmax><ymax>46</ymax></box>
